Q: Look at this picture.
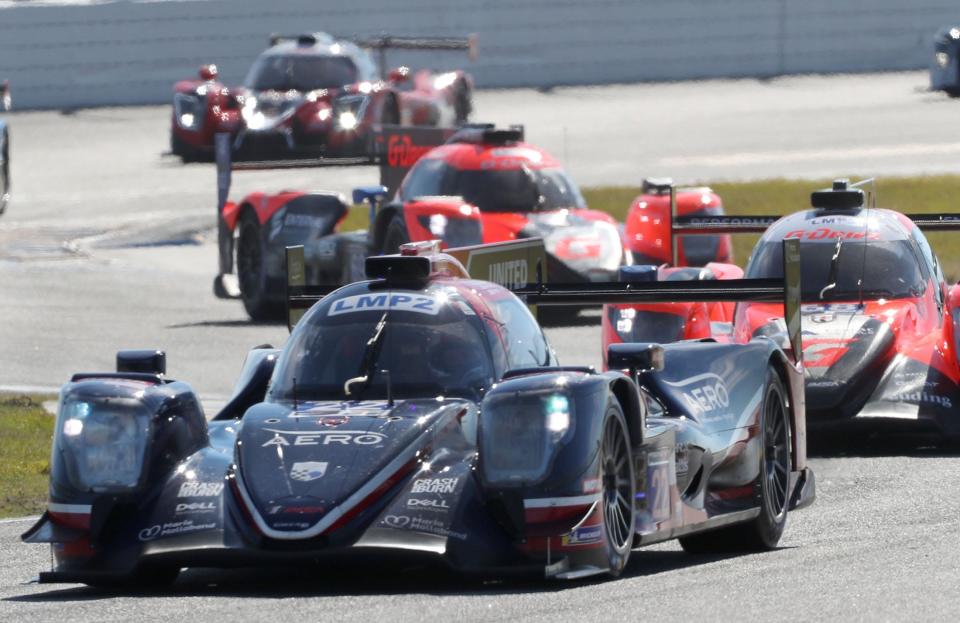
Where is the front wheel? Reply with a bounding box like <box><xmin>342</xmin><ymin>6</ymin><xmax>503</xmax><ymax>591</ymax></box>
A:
<box><xmin>600</xmin><ymin>398</ymin><xmax>635</xmax><ymax>576</ymax></box>
<box><xmin>679</xmin><ymin>366</ymin><xmax>791</xmax><ymax>553</ymax></box>
<box><xmin>171</xmin><ymin>130</ymin><xmax>202</xmax><ymax>163</ymax></box>
<box><xmin>453</xmin><ymin>80</ymin><xmax>472</xmax><ymax>125</ymax></box>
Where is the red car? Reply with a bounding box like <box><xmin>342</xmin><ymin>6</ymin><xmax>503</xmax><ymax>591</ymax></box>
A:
<box><xmin>623</xmin><ymin>178</ymin><xmax>733</xmax><ymax>267</ymax></box>
<box><xmin>171</xmin><ymin>32</ymin><xmax>474</xmax><ymax>161</ymax></box>
<box><xmin>605</xmin><ymin>179</ymin><xmax>960</xmax><ymax>438</ymax></box>
<box><xmin>371</xmin><ymin>125</ymin><xmax>626</xmax><ymax>284</ymax></box>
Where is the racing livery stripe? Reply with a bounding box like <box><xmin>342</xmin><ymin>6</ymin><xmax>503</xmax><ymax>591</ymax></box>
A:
<box><xmin>48</xmin><ymin>503</ymin><xmax>92</xmax><ymax>514</ymax></box>
<box><xmin>523</xmin><ymin>494</ymin><xmax>601</xmax><ymax>509</ymax></box>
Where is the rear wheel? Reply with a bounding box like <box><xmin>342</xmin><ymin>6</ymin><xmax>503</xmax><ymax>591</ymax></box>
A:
<box><xmin>237</xmin><ymin>210</ymin><xmax>280</xmax><ymax>321</ymax></box>
<box><xmin>381</xmin><ymin>95</ymin><xmax>400</xmax><ymax>125</ymax></box>
<box><xmin>453</xmin><ymin>80</ymin><xmax>472</xmax><ymax>125</ymax></box>
<box><xmin>679</xmin><ymin>366</ymin><xmax>791</xmax><ymax>553</ymax></box>
<box><xmin>170</xmin><ymin>130</ymin><xmax>202</xmax><ymax>163</ymax></box>
<box><xmin>600</xmin><ymin>398</ymin><xmax>634</xmax><ymax>576</ymax></box>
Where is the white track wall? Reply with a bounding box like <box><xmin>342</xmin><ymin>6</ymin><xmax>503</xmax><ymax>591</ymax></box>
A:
<box><xmin>0</xmin><ymin>0</ymin><xmax>957</xmax><ymax>109</ymax></box>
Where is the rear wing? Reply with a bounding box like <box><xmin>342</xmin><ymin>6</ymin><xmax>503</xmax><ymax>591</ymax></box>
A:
<box><xmin>665</xmin><ymin>178</ymin><xmax>960</xmax><ymax>264</ymax></box>
<box><xmin>285</xmin><ymin>237</ymin><xmax>803</xmax><ymax>363</ymax></box>
<box><xmin>514</xmin><ymin>238</ymin><xmax>804</xmax><ymax>363</ymax></box>
<box><xmin>214</xmin><ymin>125</ymin><xmax>456</xmax><ymax>287</ymax></box>
<box><xmin>354</xmin><ymin>34</ymin><xmax>478</xmax><ymax>79</ymax></box>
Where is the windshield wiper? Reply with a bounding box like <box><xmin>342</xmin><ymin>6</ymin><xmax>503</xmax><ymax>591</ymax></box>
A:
<box><xmin>344</xmin><ymin>311</ymin><xmax>388</xmax><ymax>397</ymax></box>
<box><xmin>818</xmin><ymin>237</ymin><xmax>844</xmax><ymax>300</ymax></box>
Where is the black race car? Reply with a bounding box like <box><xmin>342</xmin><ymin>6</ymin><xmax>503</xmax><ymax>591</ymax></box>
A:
<box><xmin>23</xmin><ymin>239</ymin><xmax>813</xmax><ymax>586</ymax></box>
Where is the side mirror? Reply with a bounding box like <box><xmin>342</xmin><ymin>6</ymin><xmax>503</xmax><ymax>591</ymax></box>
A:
<box><xmin>353</xmin><ymin>185</ymin><xmax>390</xmax><ymax>224</ymax></box>
<box><xmin>353</xmin><ymin>185</ymin><xmax>389</xmax><ymax>206</ymax></box>
<box><xmin>607</xmin><ymin>343</ymin><xmax>665</xmax><ymax>374</ymax></box>
<box><xmin>388</xmin><ymin>66</ymin><xmax>410</xmax><ymax>83</ymax></box>
<box><xmin>198</xmin><ymin>64</ymin><xmax>219</xmax><ymax>81</ymax></box>
<box><xmin>117</xmin><ymin>349</ymin><xmax>166</xmax><ymax>375</ymax></box>
<box><xmin>619</xmin><ymin>265</ymin><xmax>658</xmax><ymax>283</ymax></box>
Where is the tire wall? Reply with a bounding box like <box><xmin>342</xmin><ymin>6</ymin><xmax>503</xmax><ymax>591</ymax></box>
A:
<box><xmin>0</xmin><ymin>0</ymin><xmax>955</xmax><ymax>110</ymax></box>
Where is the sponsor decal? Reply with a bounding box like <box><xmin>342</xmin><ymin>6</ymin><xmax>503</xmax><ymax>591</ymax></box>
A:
<box><xmin>784</xmin><ymin>228</ymin><xmax>879</xmax><ymax>241</ymax></box>
<box><xmin>380</xmin><ymin>514</ymin><xmax>467</xmax><ymax>540</ymax></box>
<box><xmin>177</xmin><ymin>481</ymin><xmax>224</xmax><ymax>498</ymax></box>
<box><xmin>665</xmin><ymin>373</ymin><xmax>731</xmax><ymax>422</ymax></box>
<box><xmin>802</xmin><ymin>303</ymin><xmax>861</xmax><ymax>314</ymax></box>
<box><xmin>582</xmin><ymin>477</ymin><xmax>602</xmax><ymax>494</ymax></box>
<box><xmin>406</xmin><ymin>498</ymin><xmax>450</xmax><ymax>511</ymax></box>
<box><xmin>289</xmin><ymin>461</ymin><xmax>329</xmax><ymax>482</ymax></box>
<box><xmin>890</xmin><ymin>391</ymin><xmax>952</xmax><ymax>408</ymax></box>
<box><xmin>562</xmin><ymin>524</ymin><xmax>603</xmax><ymax>546</ymax></box>
<box><xmin>284</xmin><ymin>212</ymin><xmax>329</xmax><ymax>229</ymax></box>
<box><xmin>175</xmin><ymin>501</ymin><xmax>216</xmax><ymax>515</ymax></box>
<box><xmin>387</xmin><ymin>135</ymin><xmax>433</xmax><ymax>168</ymax></box>
<box><xmin>384</xmin><ymin>514</ymin><xmax>410</xmax><ymax>528</ymax></box>
<box><xmin>811</xmin><ymin>313</ymin><xmax>835</xmax><ymax>324</ymax></box>
<box><xmin>487</xmin><ymin>259</ymin><xmax>528</xmax><ymax>289</ymax></box>
<box><xmin>411</xmin><ymin>476</ymin><xmax>459</xmax><ymax>494</ymax></box>
<box><xmin>328</xmin><ymin>293</ymin><xmax>440</xmax><ymax>316</ymax></box>
<box><xmin>262</xmin><ymin>429</ymin><xmax>386</xmax><ymax>447</ymax></box>
<box><xmin>272</xmin><ymin>521</ymin><xmax>311</xmax><ymax>530</ymax></box>
<box><xmin>138</xmin><ymin>519</ymin><xmax>216</xmax><ymax>542</ymax></box>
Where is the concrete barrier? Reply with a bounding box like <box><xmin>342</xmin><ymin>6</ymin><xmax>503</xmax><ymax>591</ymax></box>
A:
<box><xmin>0</xmin><ymin>0</ymin><xmax>955</xmax><ymax>109</ymax></box>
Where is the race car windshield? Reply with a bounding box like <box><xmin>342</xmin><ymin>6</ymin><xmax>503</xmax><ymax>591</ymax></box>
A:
<box><xmin>269</xmin><ymin>293</ymin><xmax>498</xmax><ymax>403</ymax></box>
<box><xmin>746</xmin><ymin>239</ymin><xmax>926</xmax><ymax>301</ymax></box>
<box><xmin>245</xmin><ymin>55</ymin><xmax>358</xmax><ymax>91</ymax></box>
<box><xmin>400</xmin><ymin>164</ymin><xmax>586</xmax><ymax>212</ymax></box>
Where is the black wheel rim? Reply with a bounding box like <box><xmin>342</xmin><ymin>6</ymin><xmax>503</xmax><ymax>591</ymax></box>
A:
<box><xmin>763</xmin><ymin>386</ymin><xmax>790</xmax><ymax>519</ymax></box>
<box><xmin>602</xmin><ymin>416</ymin><xmax>632</xmax><ymax>551</ymax></box>
<box><xmin>237</xmin><ymin>222</ymin><xmax>261</xmax><ymax>298</ymax></box>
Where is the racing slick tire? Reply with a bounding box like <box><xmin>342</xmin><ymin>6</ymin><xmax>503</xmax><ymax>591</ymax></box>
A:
<box><xmin>601</xmin><ymin>398</ymin><xmax>635</xmax><ymax>576</ymax></box>
<box><xmin>237</xmin><ymin>210</ymin><xmax>281</xmax><ymax>322</ymax></box>
<box><xmin>679</xmin><ymin>366</ymin><xmax>791</xmax><ymax>553</ymax></box>
<box><xmin>382</xmin><ymin>94</ymin><xmax>400</xmax><ymax>126</ymax></box>
<box><xmin>381</xmin><ymin>213</ymin><xmax>410</xmax><ymax>255</ymax></box>
<box><xmin>171</xmin><ymin>130</ymin><xmax>202</xmax><ymax>163</ymax></box>
<box><xmin>453</xmin><ymin>79</ymin><xmax>472</xmax><ymax>125</ymax></box>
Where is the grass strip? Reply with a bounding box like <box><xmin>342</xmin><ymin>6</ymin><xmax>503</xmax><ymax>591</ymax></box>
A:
<box><xmin>0</xmin><ymin>394</ymin><xmax>54</xmax><ymax>518</ymax></box>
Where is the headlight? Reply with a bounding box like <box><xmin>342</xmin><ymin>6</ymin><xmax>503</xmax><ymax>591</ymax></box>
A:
<box><xmin>415</xmin><ymin>214</ymin><xmax>483</xmax><ymax>247</ymax></box>
<box><xmin>333</xmin><ymin>95</ymin><xmax>368</xmax><ymax>131</ymax></box>
<box><xmin>480</xmin><ymin>391</ymin><xmax>573</xmax><ymax>485</ymax></box>
<box><xmin>173</xmin><ymin>92</ymin><xmax>205</xmax><ymax>131</ymax></box>
<box><xmin>337</xmin><ymin>111</ymin><xmax>358</xmax><ymax>130</ymax></box>
<box><xmin>55</xmin><ymin>394</ymin><xmax>151</xmax><ymax>492</ymax></box>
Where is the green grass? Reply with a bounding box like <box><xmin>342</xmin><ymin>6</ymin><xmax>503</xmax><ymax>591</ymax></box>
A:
<box><xmin>0</xmin><ymin>394</ymin><xmax>54</xmax><ymax>518</ymax></box>
<box><xmin>343</xmin><ymin>174</ymin><xmax>960</xmax><ymax>277</ymax></box>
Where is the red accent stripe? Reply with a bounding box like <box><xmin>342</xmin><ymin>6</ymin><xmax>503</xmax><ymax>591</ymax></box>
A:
<box><xmin>325</xmin><ymin>458</ymin><xmax>419</xmax><ymax>534</ymax></box>
<box><xmin>49</xmin><ymin>511</ymin><xmax>91</xmax><ymax>531</ymax></box>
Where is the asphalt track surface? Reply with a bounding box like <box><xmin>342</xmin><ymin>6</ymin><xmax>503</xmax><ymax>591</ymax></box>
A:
<box><xmin>2</xmin><ymin>71</ymin><xmax>960</xmax><ymax>619</ymax></box>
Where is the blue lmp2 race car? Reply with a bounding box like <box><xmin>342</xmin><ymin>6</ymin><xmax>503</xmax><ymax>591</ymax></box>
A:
<box><xmin>23</xmin><ymin>239</ymin><xmax>813</xmax><ymax>586</ymax></box>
